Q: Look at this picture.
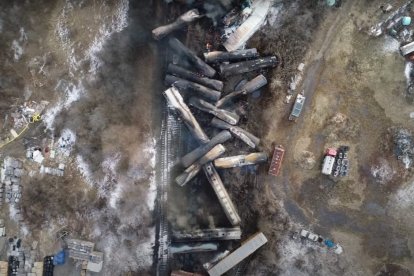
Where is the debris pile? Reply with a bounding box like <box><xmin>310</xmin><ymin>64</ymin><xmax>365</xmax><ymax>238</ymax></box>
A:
<box><xmin>286</xmin><ymin>62</ymin><xmax>305</xmax><ymax>103</ymax></box>
<box><xmin>369</xmin><ymin>2</ymin><xmax>412</xmax><ymax>38</ymax></box>
<box><xmin>40</xmin><ymin>164</ymin><xmax>65</xmax><ymax>177</ymax></box>
<box><xmin>0</xmin><ymin>101</ymin><xmax>48</xmax><ymax>149</ymax></box>
<box><xmin>7</xmin><ymin>237</ymin><xmax>25</xmax><ymax>275</ymax></box>
<box><xmin>161</xmin><ymin>37</ymin><xmax>277</xmax><ymax>226</ymax></box>
<box><xmin>152</xmin><ymin>2</ymin><xmax>276</xmax><ymax>273</ymax></box>
<box><xmin>371</xmin><ymin>158</ymin><xmax>395</xmax><ymax>184</ymax></box>
<box><xmin>25</xmin><ymin>129</ymin><xmax>75</xmax><ymax>178</ymax></box>
<box><xmin>393</xmin><ymin>128</ymin><xmax>414</xmax><ymax>168</ymax></box>
<box><xmin>369</xmin><ymin>2</ymin><xmax>414</xmax><ymax>100</ymax></box>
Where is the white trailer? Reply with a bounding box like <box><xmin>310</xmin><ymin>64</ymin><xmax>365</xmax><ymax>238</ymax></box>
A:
<box><xmin>322</xmin><ymin>155</ymin><xmax>335</xmax><ymax>175</ymax></box>
<box><xmin>207</xmin><ymin>232</ymin><xmax>268</xmax><ymax>276</ymax></box>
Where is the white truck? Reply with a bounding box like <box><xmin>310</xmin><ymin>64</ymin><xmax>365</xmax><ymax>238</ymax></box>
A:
<box><xmin>322</xmin><ymin>148</ymin><xmax>337</xmax><ymax>175</ymax></box>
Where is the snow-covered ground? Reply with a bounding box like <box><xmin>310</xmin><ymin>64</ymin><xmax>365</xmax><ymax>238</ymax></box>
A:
<box><xmin>40</xmin><ymin>0</ymin><xmax>156</xmax><ymax>273</ymax></box>
<box><xmin>381</xmin><ymin>36</ymin><xmax>400</xmax><ymax>54</ymax></box>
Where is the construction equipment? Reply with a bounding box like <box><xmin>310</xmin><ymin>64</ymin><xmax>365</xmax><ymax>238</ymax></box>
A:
<box><xmin>29</xmin><ymin>113</ymin><xmax>41</xmax><ymax>123</ymax></box>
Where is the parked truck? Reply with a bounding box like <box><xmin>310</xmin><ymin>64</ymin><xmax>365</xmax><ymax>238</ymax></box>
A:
<box><xmin>289</xmin><ymin>93</ymin><xmax>305</xmax><ymax>121</ymax></box>
<box><xmin>322</xmin><ymin>148</ymin><xmax>337</xmax><ymax>175</ymax></box>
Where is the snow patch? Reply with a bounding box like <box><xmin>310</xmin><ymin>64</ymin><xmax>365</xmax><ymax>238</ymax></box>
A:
<box><xmin>88</xmin><ymin>0</ymin><xmax>129</xmax><ymax>74</ymax></box>
<box><xmin>391</xmin><ymin>181</ymin><xmax>414</xmax><ymax>209</ymax></box>
<box><xmin>275</xmin><ymin>234</ymin><xmax>333</xmax><ymax>276</ymax></box>
<box><xmin>8</xmin><ymin>204</ymin><xmax>21</xmax><ymax>223</ymax></box>
<box><xmin>405</xmin><ymin>62</ymin><xmax>413</xmax><ymax>85</ymax></box>
<box><xmin>97</xmin><ymin>230</ymin><xmax>153</xmax><ymax>273</ymax></box>
<box><xmin>20</xmin><ymin>225</ymin><xmax>29</xmax><ymax>237</ymax></box>
<box><xmin>32</xmin><ymin>150</ymin><xmax>44</xmax><ymax>164</ymax></box>
<box><xmin>11</xmin><ymin>40</ymin><xmax>23</xmax><ymax>61</ymax></box>
<box><xmin>57</xmin><ymin>128</ymin><xmax>76</xmax><ymax>157</ymax></box>
<box><xmin>54</xmin><ymin>80</ymin><xmax>84</xmax><ymax>108</ymax></box>
<box><xmin>100</xmin><ymin>153</ymin><xmax>121</xmax><ymax>197</ymax></box>
<box><xmin>370</xmin><ymin>158</ymin><xmax>395</xmax><ymax>184</ymax></box>
<box><xmin>109</xmin><ymin>180</ymin><xmax>123</xmax><ymax>209</ymax></box>
<box><xmin>381</xmin><ymin>36</ymin><xmax>400</xmax><ymax>53</ymax></box>
<box><xmin>46</xmin><ymin>0</ymin><xmax>129</xmax><ymax>131</ymax></box>
<box><xmin>76</xmin><ymin>155</ymin><xmax>95</xmax><ymax>187</ymax></box>
<box><xmin>135</xmin><ymin>227</ymin><xmax>155</xmax><ymax>268</ymax></box>
<box><xmin>19</xmin><ymin>27</ymin><xmax>27</xmax><ymax>42</ymax></box>
<box><xmin>42</xmin><ymin>81</ymin><xmax>84</xmax><ymax>130</ymax></box>
<box><xmin>144</xmin><ymin>138</ymin><xmax>157</xmax><ymax>210</ymax></box>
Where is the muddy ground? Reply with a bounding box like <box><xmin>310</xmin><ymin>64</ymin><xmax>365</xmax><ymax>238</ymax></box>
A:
<box><xmin>254</xmin><ymin>0</ymin><xmax>414</xmax><ymax>275</ymax></box>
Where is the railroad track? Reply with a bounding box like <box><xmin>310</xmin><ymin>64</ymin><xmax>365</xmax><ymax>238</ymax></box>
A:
<box><xmin>230</xmin><ymin>169</ymin><xmax>259</xmax><ymax>276</ymax></box>
<box><xmin>232</xmin><ymin>255</ymin><xmax>253</xmax><ymax>276</ymax></box>
<box><xmin>155</xmin><ymin>106</ymin><xmax>182</xmax><ymax>276</ymax></box>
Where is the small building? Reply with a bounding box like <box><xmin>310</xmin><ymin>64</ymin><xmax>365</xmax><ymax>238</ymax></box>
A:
<box><xmin>31</xmin><ymin>261</ymin><xmax>44</xmax><ymax>275</ymax></box>
<box><xmin>66</xmin><ymin>239</ymin><xmax>103</xmax><ymax>273</ymax></box>
<box><xmin>67</xmin><ymin>239</ymin><xmax>94</xmax><ymax>261</ymax></box>
<box><xmin>0</xmin><ymin>261</ymin><xmax>7</xmax><ymax>276</ymax></box>
<box><xmin>86</xmin><ymin>252</ymin><xmax>103</xmax><ymax>273</ymax></box>
<box><xmin>289</xmin><ymin>94</ymin><xmax>306</xmax><ymax>121</ymax></box>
